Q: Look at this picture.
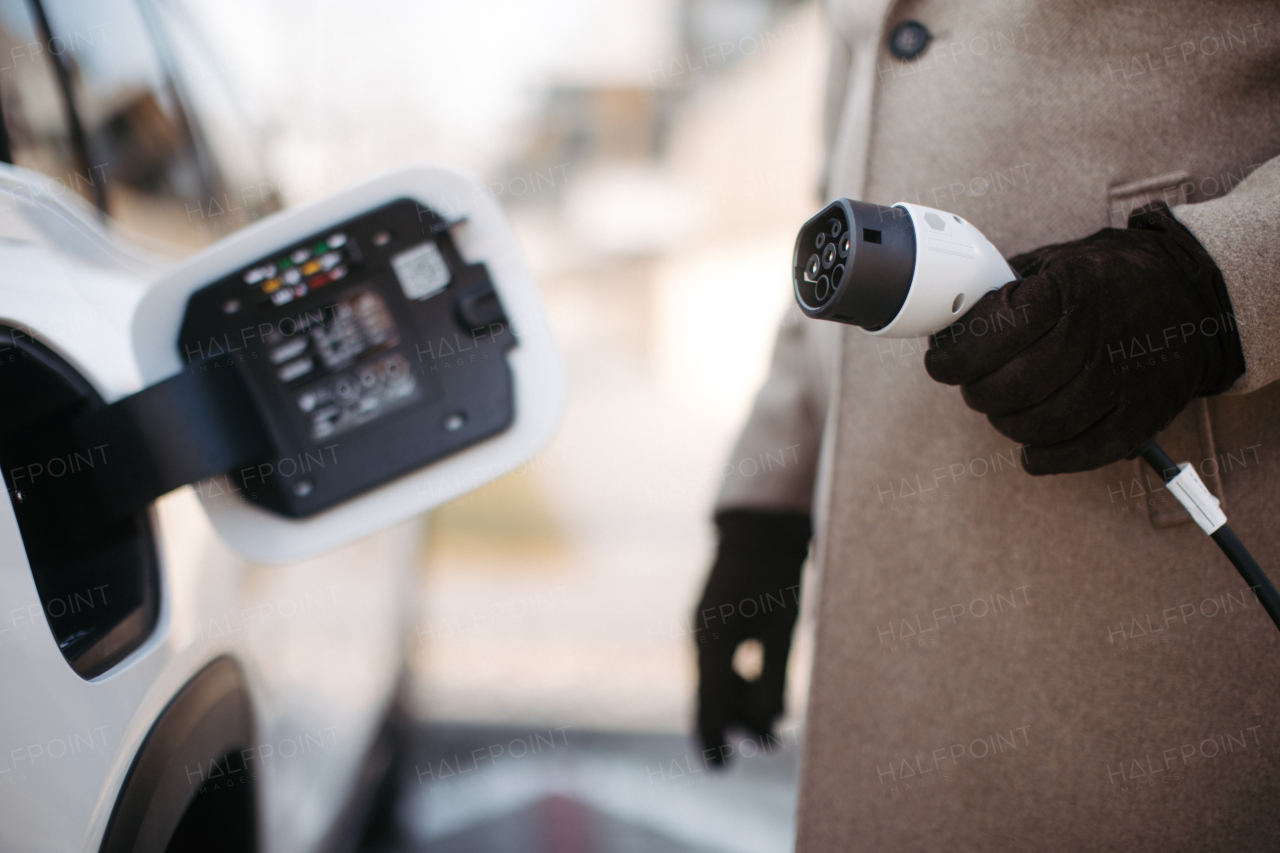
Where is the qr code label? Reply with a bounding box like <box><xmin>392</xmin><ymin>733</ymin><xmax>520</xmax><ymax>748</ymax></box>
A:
<box><xmin>391</xmin><ymin>241</ymin><xmax>451</xmax><ymax>301</ymax></box>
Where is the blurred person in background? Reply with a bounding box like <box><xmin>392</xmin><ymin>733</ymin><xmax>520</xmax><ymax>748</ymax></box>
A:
<box><xmin>696</xmin><ymin>0</ymin><xmax>1280</xmax><ymax>849</ymax></box>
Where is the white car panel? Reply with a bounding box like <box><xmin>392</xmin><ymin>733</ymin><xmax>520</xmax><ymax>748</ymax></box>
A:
<box><xmin>0</xmin><ymin>163</ymin><xmax>422</xmax><ymax>852</ymax></box>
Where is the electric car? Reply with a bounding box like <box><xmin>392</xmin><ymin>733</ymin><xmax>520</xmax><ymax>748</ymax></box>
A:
<box><xmin>0</xmin><ymin>2</ymin><xmax>563</xmax><ymax>851</ymax></box>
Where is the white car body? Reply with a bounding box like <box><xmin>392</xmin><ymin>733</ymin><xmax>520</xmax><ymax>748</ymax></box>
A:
<box><xmin>0</xmin><ymin>162</ymin><xmax>419</xmax><ymax>853</ymax></box>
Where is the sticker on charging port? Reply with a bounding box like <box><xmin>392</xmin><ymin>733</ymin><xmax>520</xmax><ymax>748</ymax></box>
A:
<box><xmin>265</xmin><ymin>288</ymin><xmax>398</xmax><ymax>381</ymax></box>
<box><xmin>297</xmin><ymin>353</ymin><xmax>417</xmax><ymax>440</ymax></box>
<box><xmin>267</xmin><ymin>288</ymin><xmax>422</xmax><ymax>440</ymax></box>
<box><xmin>392</xmin><ymin>241</ymin><xmax>451</xmax><ymax>300</ymax></box>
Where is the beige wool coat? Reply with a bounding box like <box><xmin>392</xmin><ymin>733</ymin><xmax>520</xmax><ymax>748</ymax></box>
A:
<box><xmin>716</xmin><ymin>0</ymin><xmax>1280</xmax><ymax>849</ymax></box>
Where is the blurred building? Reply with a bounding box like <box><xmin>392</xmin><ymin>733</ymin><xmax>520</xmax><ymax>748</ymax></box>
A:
<box><xmin>500</xmin><ymin>0</ymin><xmax>812</xmax><ymax>207</ymax></box>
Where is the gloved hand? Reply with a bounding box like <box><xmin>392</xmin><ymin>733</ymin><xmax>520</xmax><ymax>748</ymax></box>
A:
<box><xmin>695</xmin><ymin>509</ymin><xmax>810</xmax><ymax>765</ymax></box>
<box><xmin>924</xmin><ymin>202</ymin><xmax>1245</xmax><ymax>475</ymax></box>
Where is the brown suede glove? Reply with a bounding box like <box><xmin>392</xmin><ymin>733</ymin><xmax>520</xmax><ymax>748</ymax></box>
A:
<box><xmin>924</xmin><ymin>202</ymin><xmax>1244</xmax><ymax>475</ymax></box>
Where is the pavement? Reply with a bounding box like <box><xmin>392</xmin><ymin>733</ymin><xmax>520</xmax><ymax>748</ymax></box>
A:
<box><xmin>367</xmin><ymin>722</ymin><xmax>803</xmax><ymax>853</ymax></box>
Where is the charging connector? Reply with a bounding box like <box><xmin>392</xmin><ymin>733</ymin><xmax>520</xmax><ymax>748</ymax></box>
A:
<box><xmin>791</xmin><ymin>196</ymin><xmax>1280</xmax><ymax>636</ymax></box>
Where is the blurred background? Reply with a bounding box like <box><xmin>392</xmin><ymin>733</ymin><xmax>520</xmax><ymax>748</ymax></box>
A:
<box><xmin>2</xmin><ymin>0</ymin><xmax>829</xmax><ymax>848</ymax></box>
<box><xmin>208</xmin><ymin>1</ymin><xmax>827</xmax><ymax>850</ymax></box>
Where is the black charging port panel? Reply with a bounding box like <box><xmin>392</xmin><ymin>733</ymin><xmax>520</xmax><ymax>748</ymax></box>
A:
<box><xmin>177</xmin><ymin>198</ymin><xmax>517</xmax><ymax>518</ymax></box>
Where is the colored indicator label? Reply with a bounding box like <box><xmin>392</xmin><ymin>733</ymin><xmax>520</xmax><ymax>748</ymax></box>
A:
<box><xmin>244</xmin><ymin>263</ymin><xmax>275</xmax><ymax>284</ymax></box>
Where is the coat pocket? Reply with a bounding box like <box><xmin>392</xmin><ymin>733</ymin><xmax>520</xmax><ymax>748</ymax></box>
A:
<box><xmin>1107</xmin><ymin>171</ymin><xmax>1193</xmax><ymax>227</ymax></box>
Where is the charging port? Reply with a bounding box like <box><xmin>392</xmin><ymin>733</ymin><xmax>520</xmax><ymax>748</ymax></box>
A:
<box><xmin>0</xmin><ymin>327</ymin><xmax>159</xmax><ymax>679</ymax></box>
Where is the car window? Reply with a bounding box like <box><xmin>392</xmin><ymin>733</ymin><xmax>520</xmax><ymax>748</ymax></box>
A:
<box><xmin>0</xmin><ymin>0</ymin><xmax>94</xmax><ymax>206</ymax></box>
<box><xmin>134</xmin><ymin>0</ymin><xmax>282</xmax><ymax>242</ymax></box>
<box><xmin>38</xmin><ymin>0</ymin><xmax>222</xmax><ymax>247</ymax></box>
<box><xmin>0</xmin><ymin>0</ymin><xmax>279</xmax><ymax>249</ymax></box>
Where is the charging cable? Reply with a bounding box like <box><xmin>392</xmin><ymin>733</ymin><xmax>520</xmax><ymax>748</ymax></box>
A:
<box><xmin>1139</xmin><ymin>441</ymin><xmax>1280</xmax><ymax>631</ymax></box>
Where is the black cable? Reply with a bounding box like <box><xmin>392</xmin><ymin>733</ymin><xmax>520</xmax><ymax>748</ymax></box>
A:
<box><xmin>68</xmin><ymin>366</ymin><xmax>276</xmax><ymax>519</ymax></box>
<box><xmin>1138</xmin><ymin>440</ymin><xmax>1280</xmax><ymax>632</ymax></box>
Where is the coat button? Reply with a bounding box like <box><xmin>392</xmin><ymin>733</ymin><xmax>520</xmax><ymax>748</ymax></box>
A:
<box><xmin>888</xmin><ymin>20</ymin><xmax>931</xmax><ymax>60</ymax></box>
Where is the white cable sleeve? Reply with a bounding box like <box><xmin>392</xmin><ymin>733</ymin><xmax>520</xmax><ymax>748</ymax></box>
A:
<box><xmin>1167</xmin><ymin>462</ymin><xmax>1228</xmax><ymax>535</ymax></box>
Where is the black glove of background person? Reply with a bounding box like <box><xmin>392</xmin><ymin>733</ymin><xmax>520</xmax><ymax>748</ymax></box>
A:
<box><xmin>695</xmin><ymin>509</ymin><xmax>810</xmax><ymax>766</ymax></box>
<box><xmin>925</xmin><ymin>202</ymin><xmax>1245</xmax><ymax>475</ymax></box>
